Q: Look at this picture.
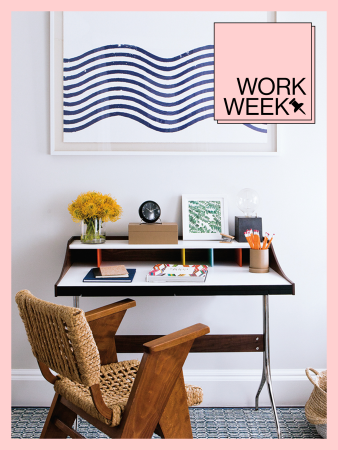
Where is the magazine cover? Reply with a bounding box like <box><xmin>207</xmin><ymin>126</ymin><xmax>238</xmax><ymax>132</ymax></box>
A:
<box><xmin>9</xmin><ymin>1</ymin><xmax>333</xmax><ymax>442</ymax></box>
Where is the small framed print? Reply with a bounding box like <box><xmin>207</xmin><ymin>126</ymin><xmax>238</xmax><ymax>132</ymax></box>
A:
<box><xmin>182</xmin><ymin>194</ymin><xmax>228</xmax><ymax>240</ymax></box>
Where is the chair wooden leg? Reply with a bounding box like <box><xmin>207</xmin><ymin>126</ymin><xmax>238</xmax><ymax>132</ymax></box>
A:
<box><xmin>40</xmin><ymin>393</ymin><xmax>77</xmax><ymax>439</ymax></box>
<box><xmin>119</xmin><ymin>341</ymin><xmax>193</xmax><ymax>439</ymax></box>
<box><xmin>157</xmin><ymin>371</ymin><xmax>193</xmax><ymax>439</ymax></box>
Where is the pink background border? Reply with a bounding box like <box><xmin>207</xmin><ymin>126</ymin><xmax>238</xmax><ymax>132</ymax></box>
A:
<box><xmin>4</xmin><ymin>1</ymin><xmax>336</xmax><ymax>448</ymax></box>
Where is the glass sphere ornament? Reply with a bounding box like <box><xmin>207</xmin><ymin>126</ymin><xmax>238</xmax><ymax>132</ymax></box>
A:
<box><xmin>237</xmin><ymin>188</ymin><xmax>259</xmax><ymax>217</ymax></box>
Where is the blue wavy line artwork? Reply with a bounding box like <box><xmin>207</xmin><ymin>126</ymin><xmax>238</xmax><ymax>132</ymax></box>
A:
<box><xmin>64</xmin><ymin>51</ymin><xmax>215</xmax><ymax>73</ymax></box>
<box><xmin>64</xmin><ymin>78</ymin><xmax>214</xmax><ymax>100</ymax></box>
<box><xmin>64</xmin><ymin>112</ymin><xmax>216</xmax><ymax>133</ymax></box>
<box><xmin>243</xmin><ymin>124</ymin><xmax>268</xmax><ymax>133</ymax></box>
<box><xmin>64</xmin><ymin>88</ymin><xmax>215</xmax><ymax>108</ymax></box>
<box><xmin>64</xmin><ymin>44</ymin><xmax>215</xmax><ymax>63</ymax></box>
<box><xmin>64</xmin><ymin>61</ymin><xmax>214</xmax><ymax>82</ymax></box>
<box><xmin>64</xmin><ymin>104</ymin><xmax>214</xmax><ymax>126</ymax></box>
<box><xmin>64</xmin><ymin>69</ymin><xmax>215</xmax><ymax>91</ymax></box>
<box><xmin>63</xmin><ymin>43</ymin><xmax>267</xmax><ymax>135</ymax></box>
<box><xmin>64</xmin><ymin>96</ymin><xmax>214</xmax><ymax>117</ymax></box>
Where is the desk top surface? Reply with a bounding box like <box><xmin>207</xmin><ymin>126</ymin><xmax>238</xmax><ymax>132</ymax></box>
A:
<box><xmin>58</xmin><ymin>261</ymin><xmax>289</xmax><ymax>287</ymax></box>
<box><xmin>56</xmin><ymin>261</ymin><xmax>293</xmax><ymax>297</ymax></box>
<box><xmin>69</xmin><ymin>239</ymin><xmax>250</xmax><ymax>250</ymax></box>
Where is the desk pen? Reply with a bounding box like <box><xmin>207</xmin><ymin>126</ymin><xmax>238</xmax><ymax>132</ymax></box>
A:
<box><xmin>266</xmin><ymin>234</ymin><xmax>275</xmax><ymax>249</ymax></box>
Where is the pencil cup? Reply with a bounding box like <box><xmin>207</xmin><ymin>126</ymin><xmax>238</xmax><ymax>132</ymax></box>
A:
<box><xmin>249</xmin><ymin>249</ymin><xmax>269</xmax><ymax>273</ymax></box>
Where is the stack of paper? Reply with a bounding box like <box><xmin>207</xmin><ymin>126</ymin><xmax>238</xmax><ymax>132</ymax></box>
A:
<box><xmin>98</xmin><ymin>265</ymin><xmax>129</xmax><ymax>278</ymax></box>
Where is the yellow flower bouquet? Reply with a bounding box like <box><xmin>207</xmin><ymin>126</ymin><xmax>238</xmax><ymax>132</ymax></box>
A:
<box><xmin>68</xmin><ymin>191</ymin><xmax>122</xmax><ymax>244</ymax></box>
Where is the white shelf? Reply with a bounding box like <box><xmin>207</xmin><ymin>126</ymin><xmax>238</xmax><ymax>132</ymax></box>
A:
<box><xmin>58</xmin><ymin>261</ymin><xmax>291</xmax><ymax>288</ymax></box>
<box><xmin>69</xmin><ymin>239</ymin><xmax>250</xmax><ymax>250</ymax></box>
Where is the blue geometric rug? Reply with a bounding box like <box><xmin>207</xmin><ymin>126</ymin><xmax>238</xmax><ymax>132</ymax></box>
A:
<box><xmin>11</xmin><ymin>407</ymin><xmax>321</xmax><ymax>439</ymax></box>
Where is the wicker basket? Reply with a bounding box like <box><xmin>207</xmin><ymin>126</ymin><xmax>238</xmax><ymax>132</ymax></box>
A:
<box><xmin>305</xmin><ymin>368</ymin><xmax>327</xmax><ymax>438</ymax></box>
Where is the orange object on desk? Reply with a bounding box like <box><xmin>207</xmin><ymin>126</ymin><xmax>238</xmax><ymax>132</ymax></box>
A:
<box><xmin>97</xmin><ymin>249</ymin><xmax>102</xmax><ymax>268</ymax></box>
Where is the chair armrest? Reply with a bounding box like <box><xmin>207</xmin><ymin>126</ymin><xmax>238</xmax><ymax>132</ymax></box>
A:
<box><xmin>85</xmin><ymin>299</ymin><xmax>136</xmax><ymax>365</ymax></box>
<box><xmin>143</xmin><ymin>323</ymin><xmax>210</xmax><ymax>354</ymax></box>
<box><xmin>85</xmin><ymin>299</ymin><xmax>136</xmax><ymax>322</ymax></box>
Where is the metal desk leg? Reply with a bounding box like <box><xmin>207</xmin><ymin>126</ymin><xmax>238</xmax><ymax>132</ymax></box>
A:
<box><xmin>255</xmin><ymin>294</ymin><xmax>281</xmax><ymax>439</ymax></box>
<box><xmin>74</xmin><ymin>415</ymin><xmax>78</xmax><ymax>432</ymax></box>
<box><xmin>255</xmin><ymin>360</ymin><xmax>266</xmax><ymax>410</ymax></box>
<box><xmin>73</xmin><ymin>296</ymin><xmax>80</xmax><ymax>308</ymax></box>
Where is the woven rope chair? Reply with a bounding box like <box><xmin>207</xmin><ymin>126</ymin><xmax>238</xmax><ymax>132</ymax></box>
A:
<box><xmin>15</xmin><ymin>290</ymin><xmax>209</xmax><ymax>439</ymax></box>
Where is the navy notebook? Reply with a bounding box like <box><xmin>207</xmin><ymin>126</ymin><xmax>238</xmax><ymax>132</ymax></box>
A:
<box><xmin>83</xmin><ymin>268</ymin><xmax>136</xmax><ymax>283</ymax></box>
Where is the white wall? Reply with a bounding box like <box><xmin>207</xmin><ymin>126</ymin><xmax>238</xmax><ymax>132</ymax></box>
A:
<box><xmin>11</xmin><ymin>11</ymin><xmax>327</xmax><ymax>406</ymax></box>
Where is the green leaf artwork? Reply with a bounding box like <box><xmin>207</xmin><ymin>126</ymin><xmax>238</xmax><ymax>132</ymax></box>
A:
<box><xmin>188</xmin><ymin>200</ymin><xmax>222</xmax><ymax>234</ymax></box>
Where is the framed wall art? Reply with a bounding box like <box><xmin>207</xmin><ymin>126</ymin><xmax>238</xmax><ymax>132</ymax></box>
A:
<box><xmin>50</xmin><ymin>11</ymin><xmax>277</xmax><ymax>155</ymax></box>
<box><xmin>182</xmin><ymin>194</ymin><xmax>228</xmax><ymax>240</ymax></box>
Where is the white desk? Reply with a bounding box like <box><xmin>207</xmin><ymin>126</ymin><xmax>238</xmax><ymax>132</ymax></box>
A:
<box><xmin>55</xmin><ymin>236</ymin><xmax>295</xmax><ymax>439</ymax></box>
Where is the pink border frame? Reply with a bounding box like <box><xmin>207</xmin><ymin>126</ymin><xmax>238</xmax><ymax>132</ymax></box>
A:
<box><xmin>5</xmin><ymin>2</ymin><xmax>336</xmax><ymax>448</ymax></box>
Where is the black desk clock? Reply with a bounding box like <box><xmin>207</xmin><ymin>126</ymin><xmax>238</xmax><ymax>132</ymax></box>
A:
<box><xmin>139</xmin><ymin>201</ymin><xmax>161</xmax><ymax>223</ymax></box>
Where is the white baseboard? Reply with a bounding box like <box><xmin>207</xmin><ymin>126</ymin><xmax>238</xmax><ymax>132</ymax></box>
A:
<box><xmin>12</xmin><ymin>368</ymin><xmax>321</xmax><ymax>407</ymax></box>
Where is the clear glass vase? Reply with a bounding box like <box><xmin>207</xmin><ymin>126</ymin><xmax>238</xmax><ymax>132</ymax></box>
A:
<box><xmin>81</xmin><ymin>218</ymin><xmax>106</xmax><ymax>244</ymax></box>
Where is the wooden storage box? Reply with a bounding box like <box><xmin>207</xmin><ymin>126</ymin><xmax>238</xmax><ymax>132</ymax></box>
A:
<box><xmin>128</xmin><ymin>223</ymin><xmax>178</xmax><ymax>244</ymax></box>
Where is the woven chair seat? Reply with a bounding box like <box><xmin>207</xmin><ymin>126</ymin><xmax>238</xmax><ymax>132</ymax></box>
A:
<box><xmin>54</xmin><ymin>359</ymin><xmax>203</xmax><ymax>428</ymax></box>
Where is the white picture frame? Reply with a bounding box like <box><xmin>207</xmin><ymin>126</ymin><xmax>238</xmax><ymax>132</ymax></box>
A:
<box><xmin>50</xmin><ymin>11</ymin><xmax>277</xmax><ymax>155</ymax></box>
<box><xmin>182</xmin><ymin>194</ymin><xmax>228</xmax><ymax>240</ymax></box>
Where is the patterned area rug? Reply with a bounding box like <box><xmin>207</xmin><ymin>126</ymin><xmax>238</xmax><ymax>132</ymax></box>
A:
<box><xmin>11</xmin><ymin>407</ymin><xmax>321</xmax><ymax>439</ymax></box>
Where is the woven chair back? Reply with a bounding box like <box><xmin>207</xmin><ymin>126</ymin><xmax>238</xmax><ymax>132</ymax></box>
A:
<box><xmin>15</xmin><ymin>290</ymin><xmax>100</xmax><ymax>387</ymax></box>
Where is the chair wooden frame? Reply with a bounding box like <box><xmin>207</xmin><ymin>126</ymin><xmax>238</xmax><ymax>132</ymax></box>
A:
<box><xmin>36</xmin><ymin>298</ymin><xmax>209</xmax><ymax>439</ymax></box>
